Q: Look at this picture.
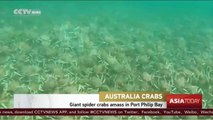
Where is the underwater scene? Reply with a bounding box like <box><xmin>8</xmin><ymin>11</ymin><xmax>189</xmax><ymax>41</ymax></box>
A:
<box><xmin>0</xmin><ymin>1</ymin><xmax>213</xmax><ymax>120</ymax></box>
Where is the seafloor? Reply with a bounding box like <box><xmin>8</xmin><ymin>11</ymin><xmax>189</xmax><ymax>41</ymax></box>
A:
<box><xmin>0</xmin><ymin>1</ymin><xmax>213</xmax><ymax>120</ymax></box>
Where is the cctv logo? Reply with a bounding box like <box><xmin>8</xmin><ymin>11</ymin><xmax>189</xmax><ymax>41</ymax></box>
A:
<box><xmin>166</xmin><ymin>94</ymin><xmax>202</xmax><ymax>109</ymax></box>
<box><xmin>13</xmin><ymin>9</ymin><xmax>41</xmax><ymax>15</ymax></box>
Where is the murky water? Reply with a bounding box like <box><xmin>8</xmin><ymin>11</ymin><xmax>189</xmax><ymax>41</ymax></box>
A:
<box><xmin>0</xmin><ymin>1</ymin><xmax>213</xmax><ymax>119</ymax></box>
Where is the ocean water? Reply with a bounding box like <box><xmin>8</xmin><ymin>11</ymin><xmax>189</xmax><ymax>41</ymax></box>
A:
<box><xmin>0</xmin><ymin>1</ymin><xmax>213</xmax><ymax>119</ymax></box>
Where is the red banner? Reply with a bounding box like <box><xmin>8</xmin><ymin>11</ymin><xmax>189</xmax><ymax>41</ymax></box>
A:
<box><xmin>0</xmin><ymin>109</ymin><xmax>213</xmax><ymax>116</ymax></box>
<box><xmin>166</xmin><ymin>94</ymin><xmax>202</xmax><ymax>109</ymax></box>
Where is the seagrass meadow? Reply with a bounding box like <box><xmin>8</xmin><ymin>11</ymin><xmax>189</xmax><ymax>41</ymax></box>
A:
<box><xmin>0</xmin><ymin>1</ymin><xmax>213</xmax><ymax>120</ymax></box>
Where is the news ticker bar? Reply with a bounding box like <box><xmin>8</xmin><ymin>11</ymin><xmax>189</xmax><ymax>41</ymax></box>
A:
<box><xmin>0</xmin><ymin>109</ymin><xmax>213</xmax><ymax>116</ymax></box>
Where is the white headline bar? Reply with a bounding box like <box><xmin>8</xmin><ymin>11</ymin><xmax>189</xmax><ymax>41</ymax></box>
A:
<box><xmin>14</xmin><ymin>94</ymin><xmax>166</xmax><ymax>108</ymax></box>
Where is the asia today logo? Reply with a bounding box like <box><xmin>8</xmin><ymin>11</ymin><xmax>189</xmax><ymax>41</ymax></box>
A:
<box><xmin>166</xmin><ymin>94</ymin><xmax>202</xmax><ymax>109</ymax></box>
<box><xmin>13</xmin><ymin>9</ymin><xmax>41</xmax><ymax>16</ymax></box>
